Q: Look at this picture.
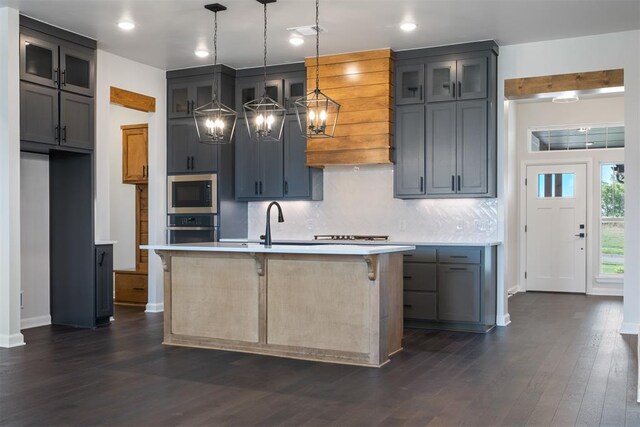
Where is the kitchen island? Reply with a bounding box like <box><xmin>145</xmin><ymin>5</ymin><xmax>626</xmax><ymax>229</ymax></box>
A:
<box><xmin>144</xmin><ymin>243</ymin><xmax>415</xmax><ymax>367</ymax></box>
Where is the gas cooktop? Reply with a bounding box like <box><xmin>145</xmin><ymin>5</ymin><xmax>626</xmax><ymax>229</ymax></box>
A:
<box><xmin>313</xmin><ymin>234</ymin><xmax>389</xmax><ymax>241</ymax></box>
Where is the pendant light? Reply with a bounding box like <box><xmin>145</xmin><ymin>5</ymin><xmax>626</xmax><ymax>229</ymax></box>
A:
<box><xmin>295</xmin><ymin>0</ymin><xmax>340</xmax><ymax>138</ymax></box>
<box><xmin>193</xmin><ymin>3</ymin><xmax>237</xmax><ymax>145</ymax></box>
<box><xmin>243</xmin><ymin>0</ymin><xmax>287</xmax><ymax>142</ymax></box>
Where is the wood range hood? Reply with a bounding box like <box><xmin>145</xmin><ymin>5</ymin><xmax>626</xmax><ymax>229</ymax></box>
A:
<box><xmin>304</xmin><ymin>49</ymin><xmax>394</xmax><ymax>167</ymax></box>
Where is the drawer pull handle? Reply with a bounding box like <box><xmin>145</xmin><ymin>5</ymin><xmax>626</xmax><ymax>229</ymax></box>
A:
<box><xmin>403</xmin><ymin>275</ymin><xmax>413</xmax><ymax>279</ymax></box>
<box><xmin>403</xmin><ymin>254</ymin><xmax>413</xmax><ymax>257</ymax></box>
<box><xmin>133</xmin><ymin>287</ymin><xmax>145</xmax><ymax>291</ymax></box>
<box><xmin>450</xmin><ymin>267</ymin><xmax>467</xmax><ymax>271</ymax></box>
<box><xmin>450</xmin><ymin>255</ymin><xmax>468</xmax><ymax>258</ymax></box>
<box><xmin>403</xmin><ymin>304</ymin><xmax>412</xmax><ymax>308</ymax></box>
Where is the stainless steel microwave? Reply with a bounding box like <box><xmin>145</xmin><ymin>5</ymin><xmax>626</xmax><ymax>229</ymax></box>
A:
<box><xmin>167</xmin><ymin>174</ymin><xmax>217</xmax><ymax>214</ymax></box>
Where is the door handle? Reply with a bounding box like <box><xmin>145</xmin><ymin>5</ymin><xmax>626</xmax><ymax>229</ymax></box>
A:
<box><xmin>259</xmin><ymin>181</ymin><xmax>263</xmax><ymax>195</ymax></box>
<box><xmin>61</xmin><ymin>126</ymin><xmax>67</xmax><ymax>143</ymax></box>
<box><xmin>575</xmin><ymin>233</ymin><xmax>586</xmax><ymax>238</ymax></box>
<box><xmin>284</xmin><ymin>180</ymin><xmax>288</xmax><ymax>195</ymax></box>
<box><xmin>54</xmin><ymin>68</ymin><xmax>59</xmax><ymax>86</ymax></box>
<box><xmin>143</xmin><ymin>165</ymin><xmax>146</xmax><ymax>178</ymax></box>
<box><xmin>452</xmin><ymin>81</ymin><xmax>456</xmax><ymax>98</ymax></box>
<box><xmin>98</xmin><ymin>251</ymin><xmax>106</xmax><ymax>267</ymax></box>
<box><xmin>254</xmin><ymin>181</ymin><xmax>258</xmax><ymax>195</ymax></box>
<box><xmin>190</xmin><ymin>156</ymin><xmax>195</xmax><ymax>170</ymax></box>
<box><xmin>420</xmin><ymin>176</ymin><xmax>424</xmax><ymax>192</ymax></box>
<box><xmin>457</xmin><ymin>175</ymin><xmax>461</xmax><ymax>192</ymax></box>
<box><xmin>451</xmin><ymin>175</ymin><xmax>455</xmax><ymax>191</ymax></box>
<box><xmin>55</xmin><ymin>125</ymin><xmax>60</xmax><ymax>142</ymax></box>
<box><xmin>458</xmin><ymin>81</ymin><xmax>462</xmax><ymax>97</ymax></box>
<box><xmin>61</xmin><ymin>70</ymin><xmax>66</xmax><ymax>86</ymax></box>
<box><xmin>186</xmin><ymin>156</ymin><xmax>190</xmax><ymax>170</ymax></box>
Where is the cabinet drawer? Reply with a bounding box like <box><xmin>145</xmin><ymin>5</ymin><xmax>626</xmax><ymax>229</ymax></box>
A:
<box><xmin>403</xmin><ymin>291</ymin><xmax>437</xmax><ymax>320</ymax></box>
<box><xmin>115</xmin><ymin>272</ymin><xmax>147</xmax><ymax>304</ymax></box>
<box><xmin>403</xmin><ymin>246</ymin><xmax>436</xmax><ymax>263</ymax></box>
<box><xmin>438</xmin><ymin>248</ymin><xmax>481</xmax><ymax>264</ymax></box>
<box><xmin>403</xmin><ymin>263</ymin><xmax>437</xmax><ymax>292</ymax></box>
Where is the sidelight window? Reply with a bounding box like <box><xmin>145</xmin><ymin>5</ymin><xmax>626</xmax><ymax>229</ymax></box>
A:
<box><xmin>600</xmin><ymin>163</ymin><xmax>624</xmax><ymax>276</ymax></box>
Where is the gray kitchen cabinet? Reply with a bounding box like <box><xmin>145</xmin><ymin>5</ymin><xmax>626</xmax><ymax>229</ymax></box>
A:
<box><xmin>426</xmin><ymin>57</ymin><xmax>486</xmax><ymax>102</ymax></box>
<box><xmin>167</xmin><ymin>118</ymin><xmax>217</xmax><ymax>174</ymax></box>
<box><xmin>95</xmin><ymin>244</ymin><xmax>113</xmax><ymax>325</ymax></box>
<box><xmin>284</xmin><ymin>76</ymin><xmax>306</xmax><ymax>112</ymax></box>
<box><xmin>402</xmin><ymin>245</ymin><xmax>496</xmax><ymax>332</ymax></box>
<box><xmin>20</xmin><ymin>30</ymin><xmax>59</xmax><ymax>89</ymax></box>
<box><xmin>283</xmin><ymin>114</ymin><xmax>309</xmax><ymax>198</ymax></box>
<box><xmin>234</xmin><ymin>123</ymin><xmax>260</xmax><ymax>198</ymax></box>
<box><xmin>396</xmin><ymin>64</ymin><xmax>424</xmax><ymax>105</ymax></box>
<box><xmin>394</xmin><ymin>42</ymin><xmax>497</xmax><ymax>199</ymax></box>
<box><xmin>258</xmin><ymin>136</ymin><xmax>284</xmax><ymax>199</ymax></box>
<box><xmin>60</xmin><ymin>92</ymin><xmax>94</xmax><ymax>150</ymax></box>
<box><xmin>437</xmin><ymin>264</ymin><xmax>481</xmax><ymax>323</ymax></box>
<box><xmin>236</xmin><ymin>78</ymin><xmax>283</xmax><ymax>114</ymax></box>
<box><xmin>59</xmin><ymin>42</ymin><xmax>95</xmax><ymax>97</ymax></box>
<box><xmin>20</xmin><ymin>81</ymin><xmax>59</xmax><ymax>146</ymax></box>
<box><xmin>168</xmin><ymin>77</ymin><xmax>214</xmax><ymax>119</ymax></box>
<box><xmin>394</xmin><ymin>104</ymin><xmax>425</xmax><ymax>197</ymax></box>
<box><xmin>425</xmin><ymin>102</ymin><xmax>457</xmax><ymax>195</ymax></box>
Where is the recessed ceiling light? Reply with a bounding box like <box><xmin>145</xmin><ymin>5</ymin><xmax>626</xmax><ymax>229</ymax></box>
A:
<box><xmin>117</xmin><ymin>21</ymin><xmax>135</xmax><ymax>31</ymax></box>
<box><xmin>289</xmin><ymin>35</ymin><xmax>304</xmax><ymax>46</ymax></box>
<box><xmin>194</xmin><ymin>49</ymin><xmax>210</xmax><ymax>58</ymax></box>
<box><xmin>552</xmin><ymin>93</ymin><xmax>579</xmax><ymax>103</ymax></box>
<box><xmin>400</xmin><ymin>22</ymin><xmax>417</xmax><ymax>32</ymax></box>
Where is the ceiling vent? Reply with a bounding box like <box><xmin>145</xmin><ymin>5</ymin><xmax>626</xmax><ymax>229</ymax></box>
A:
<box><xmin>287</xmin><ymin>25</ymin><xmax>326</xmax><ymax>36</ymax></box>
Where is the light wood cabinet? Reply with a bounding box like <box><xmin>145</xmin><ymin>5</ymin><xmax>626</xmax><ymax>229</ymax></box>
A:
<box><xmin>121</xmin><ymin>124</ymin><xmax>148</xmax><ymax>184</ymax></box>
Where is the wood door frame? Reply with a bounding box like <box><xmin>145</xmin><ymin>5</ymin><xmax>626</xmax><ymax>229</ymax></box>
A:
<box><xmin>519</xmin><ymin>159</ymin><xmax>593</xmax><ymax>294</ymax></box>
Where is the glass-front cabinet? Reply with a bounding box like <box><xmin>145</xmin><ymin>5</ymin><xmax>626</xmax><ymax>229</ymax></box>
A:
<box><xmin>426</xmin><ymin>58</ymin><xmax>486</xmax><ymax>102</ymax></box>
<box><xmin>20</xmin><ymin>30</ymin><xmax>94</xmax><ymax>97</ymax></box>
<box><xmin>426</xmin><ymin>60</ymin><xmax>456</xmax><ymax>102</ymax></box>
<box><xmin>396</xmin><ymin>64</ymin><xmax>424</xmax><ymax>105</ymax></box>
<box><xmin>168</xmin><ymin>78</ymin><xmax>213</xmax><ymax>119</ymax></box>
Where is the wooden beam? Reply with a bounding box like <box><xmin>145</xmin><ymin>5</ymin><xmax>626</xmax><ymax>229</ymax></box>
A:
<box><xmin>110</xmin><ymin>86</ymin><xmax>156</xmax><ymax>112</ymax></box>
<box><xmin>504</xmin><ymin>69</ymin><xmax>624</xmax><ymax>99</ymax></box>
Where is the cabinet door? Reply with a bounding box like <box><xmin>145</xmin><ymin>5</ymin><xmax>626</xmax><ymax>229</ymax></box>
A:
<box><xmin>284</xmin><ymin>76</ymin><xmax>306</xmax><ymax>112</ymax></box>
<box><xmin>236</xmin><ymin>80</ymin><xmax>260</xmax><ymax>114</ymax></box>
<box><xmin>426</xmin><ymin>60</ymin><xmax>456</xmax><ymax>102</ymax></box>
<box><xmin>59</xmin><ymin>43</ymin><xmax>95</xmax><ymax>97</ymax></box>
<box><xmin>95</xmin><ymin>245</ymin><xmax>114</xmax><ymax>321</ymax></box>
<box><xmin>190</xmin><ymin>134</ymin><xmax>218</xmax><ymax>173</ymax></box>
<box><xmin>394</xmin><ymin>104</ymin><xmax>425</xmax><ymax>196</ymax></box>
<box><xmin>258</xmin><ymin>136</ymin><xmax>284</xmax><ymax>199</ymax></box>
<box><xmin>60</xmin><ymin>92</ymin><xmax>94</xmax><ymax>150</ymax></box>
<box><xmin>283</xmin><ymin>115</ymin><xmax>310</xmax><ymax>199</ymax></box>
<box><xmin>234</xmin><ymin>123</ymin><xmax>260</xmax><ymax>198</ymax></box>
<box><xmin>20</xmin><ymin>82</ymin><xmax>59</xmax><ymax>146</ymax></box>
<box><xmin>396</xmin><ymin>64</ymin><xmax>424</xmax><ymax>105</ymax></box>
<box><xmin>167</xmin><ymin>119</ymin><xmax>194</xmax><ymax>174</ymax></box>
<box><xmin>20</xmin><ymin>31</ymin><xmax>59</xmax><ymax>89</ymax></box>
<box><xmin>263</xmin><ymin>79</ymin><xmax>284</xmax><ymax>106</ymax></box>
<box><xmin>457</xmin><ymin>100</ymin><xmax>488</xmax><ymax>194</ymax></box>
<box><xmin>457</xmin><ymin>58</ymin><xmax>487</xmax><ymax>100</ymax></box>
<box><xmin>425</xmin><ymin>102</ymin><xmax>456</xmax><ymax>195</ymax></box>
<box><xmin>122</xmin><ymin>125</ymin><xmax>148</xmax><ymax>183</ymax></box>
<box><xmin>192</xmin><ymin>79</ymin><xmax>214</xmax><ymax>110</ymax></box>
<box><xmin>168</xmin><ymin>81</ymin><xmax>191</xmax><ymax>119</ymax></box>
<box><xmin>438</xmin><ymin>264</ymin><xmax>481</xmax><ymax>322</ymax></box>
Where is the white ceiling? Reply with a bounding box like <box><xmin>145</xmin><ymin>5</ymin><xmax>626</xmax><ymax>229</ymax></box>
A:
<box><xmin>1</xmin><ymin>0</ymin><xmax>639</xmax><ymax>71</ymax></box>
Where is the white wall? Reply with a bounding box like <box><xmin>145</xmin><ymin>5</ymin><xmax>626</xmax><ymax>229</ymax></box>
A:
<box><xmin>20</xmin><ymin>153</ymin><xmax>50</xmax><ymax>329</ymax></box>
<box><xmin>95</xmin><ymin>50</ymin><xmax>166</xmax><ymax>312</ymax></box>
<box><xmin>514</xmin><ymin>96</ymin><xmax>624</xmax><ymax>296</ymax></box>
<box><xmin>0</xmin><ymin>7</ymin><xmax>24</xmax><ymax>347</ymax></box>
<box><xmin>498</xmin><ymin>30</ymin><xmax>640</xmax><ymax>333</ymax></box>
<box><xmin>247</xmin><ymin>165</ymin><xmax>498</xmax><ymax>243</ymax></box>
<box><xmin>109</xmin><ymin>105</ymin><xmax>149</xmax><ymax>270</ymax></box>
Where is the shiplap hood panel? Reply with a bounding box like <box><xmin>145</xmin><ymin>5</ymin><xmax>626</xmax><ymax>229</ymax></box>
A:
<box><xmin>305</xmin><ymin>49</ymin><xmax>394</xmax><ymax>167</ymax></box>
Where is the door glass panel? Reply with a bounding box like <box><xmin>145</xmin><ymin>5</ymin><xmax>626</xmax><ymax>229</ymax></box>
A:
<box><xmin>600</xmin><ymin>163</ymin><xmax>624</xmax><ymax>276</ymax></box>
<box><xmin>195</xmin><ymin>84</ymin><xmax>212</xmax><ymax>108</ymax></box>
<box><xmin>431</xmin><ymin>67</ymin><xmax>452</xmax><ymax>98</ymax></box>
<box><xmin>25</xmin><ymin>43</ymin><xmax>53</xmax><ymax>79</ymax></box>
<box><xmin>401</xmin><ymin>70</ymin><xmax>420</xmax><ymax>100</ymax></box>
<box><xmin>461</xmin><ymin>63</ymin><xmax>481</xmax><ymax>94</ymax></box>
<box><xmin>241</xmin><ymin>87</ymin><xmax>256</xmax><ymax>105</ymax></box>
<box><xmin>537</xmin><ymin>173</ymin><xmax>575</xmax><ymax>198</ymax></box>
<box><xmin>64</xmin><ymin>54</ymin><xmax>90</xmax><ymax>88</ymax></box>
<box><xmin>172</xmin><ymin>88</ymin><xmax>189</xmax><ymax>113</ymax></box>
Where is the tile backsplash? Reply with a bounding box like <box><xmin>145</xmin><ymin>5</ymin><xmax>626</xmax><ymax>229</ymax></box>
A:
<box><xmin>247</xmin><ymin>165</ymin><xmax>498</xmax><ymax>243</ymax></box>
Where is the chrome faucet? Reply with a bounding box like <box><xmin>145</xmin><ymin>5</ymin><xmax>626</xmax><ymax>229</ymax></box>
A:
<box><xmin>263</xmin><ymin>201</ymin><xmax>284</xmax><ymax>247</ymax></box>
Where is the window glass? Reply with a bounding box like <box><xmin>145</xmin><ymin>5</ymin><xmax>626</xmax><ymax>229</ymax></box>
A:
<box><xmin>600</xmin><ymin>163</ymin><xmax>624</xmax><ymax>276</ymax></box>
<box><xmin>537</xmin><ymin>173</ymin><xmax>575</xmax><ymax>198</ymax></box>
<box><xmin>531</xmin><ymin>125</ymin><xmax>624</xmax><ymax>152</ymax></box>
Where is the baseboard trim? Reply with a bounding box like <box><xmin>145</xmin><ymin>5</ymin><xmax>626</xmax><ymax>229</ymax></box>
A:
<box><xmin>21</xmin><ymin>315</ymin><xmax>51</xmax><ymax>330</ymax></box>
<box><xmin>497</xmin><ymin>313</ymin><xmax>511</xmax><ymax>327</ymax></box>
<box><xmin>589</xmin><ymin>289</ymin><xmax>624</xmax><ymax>297</ymax></box>
<box><xmin>619</xmin><ymin>322</ymin><xmax>639</xmax><ymax>335</ymax></box>
<box><xmin>0</xmin><ymin>333</ymin><xmax>26</xmax><ymax>348</ymax></box>
<box><xmin>145</xmin><ymin>302</ymin><xmax>164</xmax><ymax>313</ymax></box>
<box><xmin>507</xmin><ymin>285</ymin><xmax>520</xmax><ymax>296</ymax></box>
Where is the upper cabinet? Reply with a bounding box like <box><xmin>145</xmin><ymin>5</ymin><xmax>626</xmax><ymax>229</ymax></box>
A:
<box><xmin>20</xmin><ymin>29</ymin><xmax>95</xmax><ymax>97</ymax></box>
<box><xmin>235</xmin><ymin>78</ymin><xmax>284</xmax><ymax>114</ymax></box>
<box><xmin>426</xmin><ymin>58</ymin><xmax>486</xmax><ymax>102</ymax></box>
<box><xmin>19</xmin><ymin>20</ymin><xmax>96</xmax><ymax>153</ymax></box>
<box><xmin>168</xmin><ymin>77</ymin><xmax>214</xmax><ymax>119</ymax></box>
<box><xmin>394</xmin><ymin>42</ymin><xmax>497</xmax><ymax>199</ymax></box>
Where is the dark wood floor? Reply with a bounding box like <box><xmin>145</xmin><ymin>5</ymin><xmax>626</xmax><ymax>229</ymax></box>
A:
<box><xmin>0</xmin><ymin>293</ymin><xmax>637</xmax><ymax>426</ymax></box>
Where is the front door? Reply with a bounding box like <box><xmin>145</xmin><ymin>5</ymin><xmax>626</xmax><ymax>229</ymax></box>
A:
<box><xmin>526</xmin><ymin>164</ymin><xmax>587</xmax><ymax>293</ymax></box>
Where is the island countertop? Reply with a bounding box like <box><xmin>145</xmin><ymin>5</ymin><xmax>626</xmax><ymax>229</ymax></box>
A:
<box><xmin>142</xmin><ymin>242</ymin><xmax>415</xmax><ymax>255</ymax></box>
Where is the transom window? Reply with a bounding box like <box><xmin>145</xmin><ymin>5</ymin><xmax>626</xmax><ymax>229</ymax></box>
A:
<box><xmin>530</xmin><ymin>124</ymin><xmax>624</xmax><ymax>152</ymax></box>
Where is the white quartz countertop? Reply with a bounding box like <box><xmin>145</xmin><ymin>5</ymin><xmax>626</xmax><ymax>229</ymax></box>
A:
<box><xmin>142</xmin><ymin>242</ymin><xmax>415</xmax><ymax>255</ymax></box>
<box><xmin>95</xmin><ymin>240</ymin><xmax>117</xmax><ymax>245</ymax></box>
<box><xmin>219</xmin><ymin>238</ymin><xmax>501</xmax><ymax>247</ymax></box>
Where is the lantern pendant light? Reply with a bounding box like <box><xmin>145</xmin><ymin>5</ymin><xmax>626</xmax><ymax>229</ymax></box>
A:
<box><xmin>295</xmin><ymin>0</ymin><xmax>340</xmax><ymax>138</ymax></box>
<box><xmin>193</xmin><ymin>3</ymin><xmax>237</xmax><ymax>145</ymax></box>
<box><xmin>243</xmin><ymin>0</ymin><xmax>287</xmax><ymax>142</ymax></box>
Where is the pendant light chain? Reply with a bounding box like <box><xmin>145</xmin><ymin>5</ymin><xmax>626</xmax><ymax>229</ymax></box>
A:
<box><xmin>263</xmin><ymin>2</ymin><xmax>268</xmax><ymax>87</ymax></box>
<box><xmin>212</xmin><ymin>11</ymin><xmax>218</xmax><ymax>96</ymax></box>
<box><xmin>315</xmin><ymin>0</ymin><xmax>320</xmax><ymax>92</ymax></box>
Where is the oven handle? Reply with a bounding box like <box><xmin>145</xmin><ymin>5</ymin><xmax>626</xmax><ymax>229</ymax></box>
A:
<box><xmin>166</xmin><ymin>226</ymin><xmax>216</xmax><ymax>231</ymax></box>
